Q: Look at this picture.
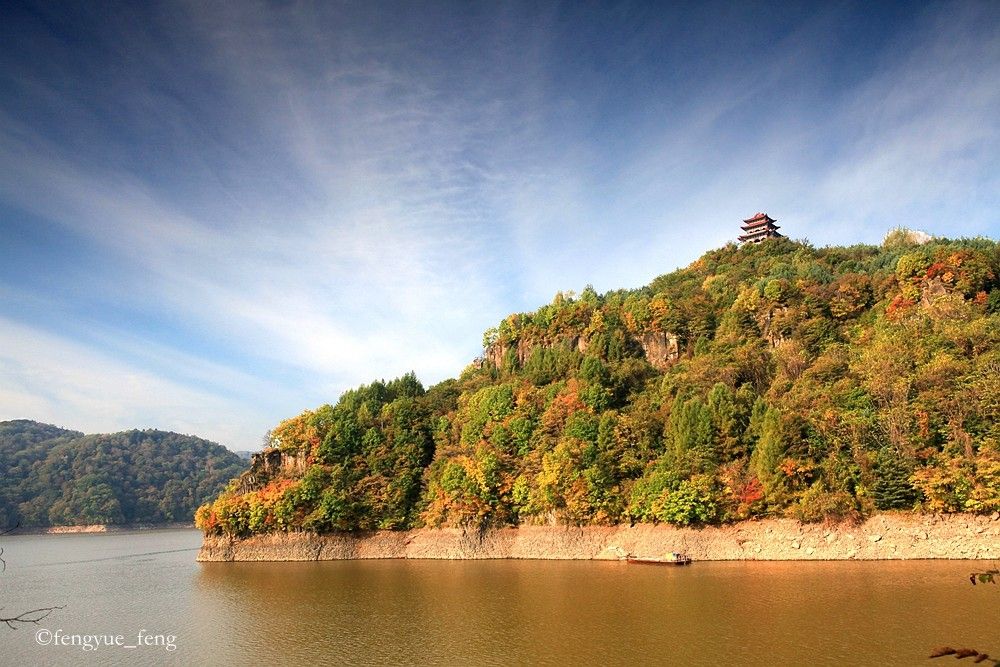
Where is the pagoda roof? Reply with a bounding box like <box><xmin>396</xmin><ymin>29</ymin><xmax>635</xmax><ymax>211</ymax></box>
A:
<box><xmin>741</xmin><ymin>220</ymin><xmax>781</xmax><ymax>231</ymax></box>
<box><xmin>742</xmin><ymin>212</ymin><xmax>776</xmax><ymax>224</ymax></box>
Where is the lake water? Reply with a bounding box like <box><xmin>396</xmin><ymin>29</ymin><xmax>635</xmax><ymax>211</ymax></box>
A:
<box><xmin>1</xmin><ymin>529</ymin><xmax>996</xmax><ymax>665</ymax></box>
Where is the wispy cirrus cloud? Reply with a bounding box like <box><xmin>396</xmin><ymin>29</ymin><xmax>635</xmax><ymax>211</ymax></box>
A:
<box><xmin>0</xmin><ymin>1</ymin><xmax>996</xmax><ymax>450</ymax></box>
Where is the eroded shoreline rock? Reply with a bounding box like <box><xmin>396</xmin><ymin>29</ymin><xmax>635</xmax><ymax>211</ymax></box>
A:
<box><xmin>197</xmin><ymin>514</ymin><xmax>1000</xmax><ymax>562</ymax></box>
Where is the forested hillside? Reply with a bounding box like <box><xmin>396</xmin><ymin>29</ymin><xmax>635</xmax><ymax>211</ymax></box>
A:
<box><xmin>0</xmin><ymin>420</ymin><xmax>247</xmax><ymax>528</ymax></box>
<box><xmin>197</xmin><ymin>232</ymin><xmax>1000</xmax><ymax>537</ymax></box>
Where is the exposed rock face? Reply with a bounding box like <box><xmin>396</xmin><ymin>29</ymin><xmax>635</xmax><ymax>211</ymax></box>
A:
<box><xmin>198</xmin><ymin>513</ymin><xmax>1000</xmax><ymax>562</ymax></box>
<box><xmin>637</xmin><ymin>331</ymin><xmax>680</xmax><ymax>369</ymax></box>
<box><xmin>485</xmin><ymin>341</ymin><xmax>507</xmax><ymax>368</ymax></box>
<box><xmin>237</xmin><ymin>448</ymin><xmax>308</xmax><ymax>494</ymax></box>
<box><xmin>483</xmin><ymin>332</ymin><xmax>676</xmax><ymax>371</ymax></box>
<box><xmin>45</xmin><ymin>524</ymin><xmax>108</xmax><ymax>534</ymax></box>
<box><xmin>759</xmin><ymin>306</ymin><xmax>790</xmax><ymax>347</ymax></box>
<box><xmin>921</xmin><ymin>277</ymin><xmax>949</xmax><ymax>306</ymax></box>
<box><xmin>484</xmin><ymin>335</ymin><xmax>591</xmax><ymax>369</ymax></box>
<box><xmin>918</xmin><ymin>278</ymin><xmax>968</xmax><ymax>319</ymax></box>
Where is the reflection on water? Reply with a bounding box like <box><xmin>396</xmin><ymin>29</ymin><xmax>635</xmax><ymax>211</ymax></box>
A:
<box><xmin>3</xmin><ymin>529</ymin><xmax>998</xmax><ymax>666</ymax></box>
<box><xmin>192</xmin><ymin>558</ymin><xmax>999</xmax><ymax>666</ymax></box>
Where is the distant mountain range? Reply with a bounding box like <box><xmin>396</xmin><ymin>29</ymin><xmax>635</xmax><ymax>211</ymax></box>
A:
<box><xmin>0</xmin><ymin>420</ymin><xmax>247</xmax><ymax>528</ymax></box>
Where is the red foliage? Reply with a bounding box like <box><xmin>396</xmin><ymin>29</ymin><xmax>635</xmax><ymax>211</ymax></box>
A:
<box><xmin>886</xmin><ymin>294</ymin><xmax>915</xmax><ymax>320</ymax></box>
<box><xmin>735</xmin><ymin>477</ymin><xmax>764</xmax><ymax>505</ymax></box>
<box><xmin>259</xmin><ymin>479</ymin><xmax>297</xmax><ymax>503</ymax></box>
<box><xmin>925</xmin><ymin>262</ymin><xmax>948</xmax><ymax>280</ymax></box>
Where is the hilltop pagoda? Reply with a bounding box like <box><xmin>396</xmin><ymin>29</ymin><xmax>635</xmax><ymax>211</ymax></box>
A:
<box><xmin>739</xmin><ymin>212</ymin><xmax>783</xmax><ymax>244</ymax></box>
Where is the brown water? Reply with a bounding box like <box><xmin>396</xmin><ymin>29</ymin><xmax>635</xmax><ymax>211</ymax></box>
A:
<box><xmin>1</xmin><ymin>529</ymin><xmax>997</xmax><ymax>665</ymax></box>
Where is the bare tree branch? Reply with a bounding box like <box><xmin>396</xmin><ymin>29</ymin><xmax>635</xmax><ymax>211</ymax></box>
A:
<box><xmin>1</xmin><ymin>522</ymin><xmax>64</xmax><ymax>630</ymax></box>
<box><xmin>0</xmin><ymin>606</ymin><xmax>64</xmax><ymax>630</ymax></box>
<box><xmin>929</xmin><ymin>646</ymin><xmax>999</xmax><ymax>664</ymax></box>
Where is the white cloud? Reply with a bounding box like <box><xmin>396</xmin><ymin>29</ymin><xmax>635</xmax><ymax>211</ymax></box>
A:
<box><xmin>0</xmin><ymin>1</ymin><xmax>997</xmax><ymax>449</ymax></box>
<box><xmin>0</xmin><ymin>317</ymin><xmax>269</xmax><ymax>449</ymax></box>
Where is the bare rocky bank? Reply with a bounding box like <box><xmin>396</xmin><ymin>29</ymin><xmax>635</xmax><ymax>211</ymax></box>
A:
<box><xmin>198</xmin><ymin>513</ymin><xmax>1000</xmax><ymax>562</ymax></box>
<box><xmin>18</xmin><ymin>521</ymin><xmax>195</xmax><ymax>535</ymax></box>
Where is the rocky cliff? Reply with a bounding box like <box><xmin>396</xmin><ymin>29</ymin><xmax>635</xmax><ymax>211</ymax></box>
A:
<box><xmin>235</xmin><ymin>447</ymin><xmax>308</xmax><ymax>494</ymax></box>
<box><xmin>483</xmin><ymin>330</ymin><xmax>679</xmax><ymax>371</ymax></box>
<box><xmin>198</xmin><ymin>513</ymin><xmax>1000</xmax><ymax>562</ymax></box>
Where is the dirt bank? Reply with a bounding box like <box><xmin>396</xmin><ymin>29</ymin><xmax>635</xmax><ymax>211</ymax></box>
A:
<box><xmin>198</xmin><ymin>513</ymin><xmax>1000</xmax><ymax>562</ymax></box>
<box><xmin>18</xmin><ymin>522</ymin><xmax>195</xmax><ymax>535</ymax></box>
<box><xmin>43</xmin><ymin>524</ymin><xmax>110</xmax><ymax>534</ymax></box>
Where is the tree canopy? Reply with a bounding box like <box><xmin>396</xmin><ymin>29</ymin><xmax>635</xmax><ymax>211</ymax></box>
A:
<box><xmin>0</xmin><ymin>420</ymin><xmax>247</xmax><ymax>528</ymax></box>
<box><xmin>197</xmin><ymin>234</ymin><xmax>1000</xmax><ymax>536</ymax></box>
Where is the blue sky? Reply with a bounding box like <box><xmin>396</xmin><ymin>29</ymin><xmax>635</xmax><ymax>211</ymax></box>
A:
<box><xmin>1</xmin><ymin>1</ymin><xmax>997</xmax><ymax>451</ymax></box>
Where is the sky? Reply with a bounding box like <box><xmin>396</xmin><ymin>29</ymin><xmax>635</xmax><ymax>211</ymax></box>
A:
<box><xmin>1</xmin><ymin>1</ymin><xmax>998</xmax><ymax>452</ymax></box>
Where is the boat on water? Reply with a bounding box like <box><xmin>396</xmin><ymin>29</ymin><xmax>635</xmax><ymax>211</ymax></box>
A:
<box><xmin>626</xmin><ymin>551</ymin><xmax>692</xmax><ymax>565</ymax></box>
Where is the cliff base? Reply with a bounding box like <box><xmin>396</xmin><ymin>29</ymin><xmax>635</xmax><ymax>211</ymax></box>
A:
<box><xmin>198</xmin><ymin>513</ymin><xmax>1000</xmax><ymax>562</ymax></box>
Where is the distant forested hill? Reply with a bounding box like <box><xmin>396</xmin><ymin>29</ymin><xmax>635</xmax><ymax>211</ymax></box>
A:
<box><xmin>197</xmin><ymin>232</ymin><xmax>1000</xmax><ymax>537</ymax></box>
<box><xmin>0</xmin><ymin>420</ymin><xmax>247</xmax><ymax>528</ymax></box>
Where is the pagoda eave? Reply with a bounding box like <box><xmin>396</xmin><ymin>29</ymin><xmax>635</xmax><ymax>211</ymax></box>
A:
<box><xmin>742</xmin><ymin>213</ymin><xmax>777</xmax><ymax>224</ymax></box>
<box><xmin>740</xmin><ymin>222</ymin><xmax>781</xmax><ymax>232</ymax></box>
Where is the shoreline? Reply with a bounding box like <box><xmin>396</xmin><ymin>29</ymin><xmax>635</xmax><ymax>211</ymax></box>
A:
<box><xmin>16</xmin><ymin>522</ymin><xmax>195</xmax><ymax>535</ymax></box>
<box><xmin>198</xmin><ymin>513</ymin><xmax>1000</xmax><ymax>562</ymax></box>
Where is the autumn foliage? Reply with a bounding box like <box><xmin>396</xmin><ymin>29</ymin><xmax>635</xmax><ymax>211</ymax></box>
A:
<box><xmin>198</xmin><ymin>233</ymin><xmax>1000</xmax><ymax>536</ymax></box>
